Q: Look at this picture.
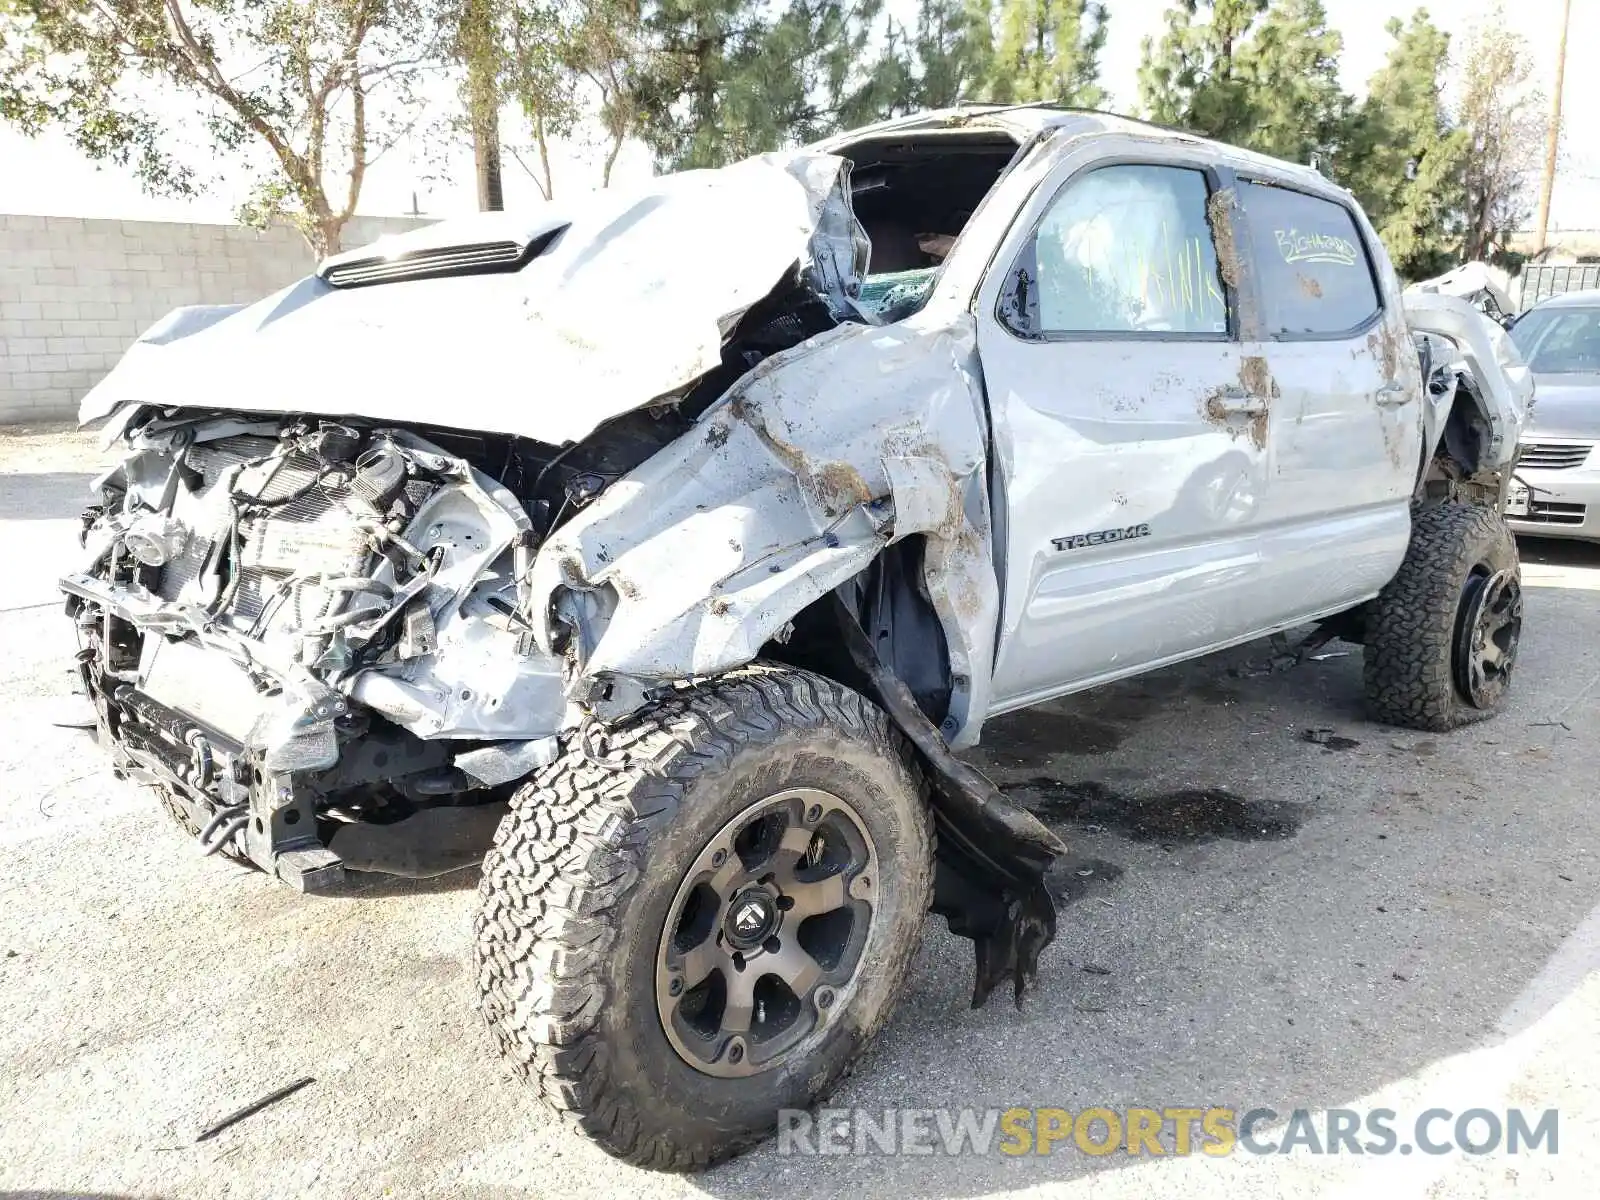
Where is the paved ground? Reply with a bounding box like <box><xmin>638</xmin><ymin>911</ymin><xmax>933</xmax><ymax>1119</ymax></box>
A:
<box><xmin>2</xmin><ymin>425</ymin><xmax>1598</xmax><ymax>1199</ymax></box>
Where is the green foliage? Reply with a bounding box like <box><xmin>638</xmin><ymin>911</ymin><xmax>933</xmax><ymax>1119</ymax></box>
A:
<box><xmin>628</xmin><ymin>0</ymin><xmax>889</xmax><ymax>171</ymax></box>
<box><xmin>1138</xmin><ymin>0</ymin><xmax>1551</xmax><ymax>276</ymax></box>
<box><xmin>984</xmin><ymin>0</ymin><xmax>1106</xmax><ymax>106</ymax></box>
<box><xmin>1139</xmin><ymin>0</ymin><xmax>1267</xmax><ymax>139</ymax></box>
<box><xmin>1237</xmin><ymin>0</ymin><xmax>1345</xmax><ymax>164</ymax></box>
<box><xmin>623</xmin><ymin>0</ymin><xmax>1109</xmax><ymax>171</ymax></box>
<box><xmin>0</xmin><ymin>0</ymin><xmax>448</xmax><ymax>254</ymax></box>
<box><xmin>1342</xmin><ymin>11</ymin><xmax>1468</xmax><ymax>278</ymax></box>
<box><xmin>0</xmin><ymin>0</ymin><xmax>1544</xmax><ymax>277</ymax></box>
<box><xmin>910</xmin><ymin>0</ymin><xmax>994</xmax><ymax>109</ymax></box>
<box><xmin>1138</xmin><ymin>0</ymin><xmax>1344</xmax><ymax>166</ymax></box>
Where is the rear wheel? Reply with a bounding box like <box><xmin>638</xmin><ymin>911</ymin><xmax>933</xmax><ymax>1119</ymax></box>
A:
<box><xmin>1363</xmin><ymin>501</ymin><xmax>1523</xmax><ymax>731</ymax></box>
<box><xmin>473</xmin><ymin>665</ymin><xmax>933</xmax><ymax>1168</ymax></box>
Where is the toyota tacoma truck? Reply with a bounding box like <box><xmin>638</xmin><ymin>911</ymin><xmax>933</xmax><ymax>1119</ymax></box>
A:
<box><xmin>61</xmin><ymin>106</ymin><xmax>1533</xmax><ymax>1167</ymax></box>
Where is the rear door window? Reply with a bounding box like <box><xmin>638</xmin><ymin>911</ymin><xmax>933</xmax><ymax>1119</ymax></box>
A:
<box><xmin>1239</xmin><ymin>181</ymin><xmax>1381</xmax><ymax>338</ymax></box>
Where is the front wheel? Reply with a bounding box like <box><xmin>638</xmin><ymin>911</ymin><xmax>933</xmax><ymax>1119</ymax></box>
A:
<box><xmin>473</xmin><ymin>665</ymin><xmax>933</xmax><ymax>1168</ymax></box>
<box><xmin>1363</xmin><ymin>501</ymin><xmax>1523</xmax><ymax>731</ymax></box>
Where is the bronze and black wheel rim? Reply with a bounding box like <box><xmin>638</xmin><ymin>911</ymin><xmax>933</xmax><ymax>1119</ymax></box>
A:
<box><xmin>1455</xmin><ymin>565</ymin><xmax>1522</xmax><ymax>709</ymax></box>
<box><xmin>655</xmin><ymin>788</ymin><xmax>878</xmax><ymax>1078</ymax></box>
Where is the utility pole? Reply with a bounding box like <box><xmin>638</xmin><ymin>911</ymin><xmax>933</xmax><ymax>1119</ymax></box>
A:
<box><xmin>1533</xmin><ymin>0</ymin><xmax>1572</xmax><ymax>253</ymax></box>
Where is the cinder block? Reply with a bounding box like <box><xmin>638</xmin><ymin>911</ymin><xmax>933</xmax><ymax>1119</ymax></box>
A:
<box><xmin>127</xmin><ymin>253</ymin><xmax>164</xmax><ymax>272</ymax></box>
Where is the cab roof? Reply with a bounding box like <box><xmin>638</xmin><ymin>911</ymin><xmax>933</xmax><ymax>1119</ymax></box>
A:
<box><xmin>814</xmin><ymin>104</ymin><xmax>1334</xmax><ymax>194</ymax></box>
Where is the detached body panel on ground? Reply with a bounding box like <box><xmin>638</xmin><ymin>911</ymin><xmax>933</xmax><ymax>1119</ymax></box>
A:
<box><xmin>59</xmin><ymin>106</ymin><xmax>1533</xmax><ymax>1167</ymax></box>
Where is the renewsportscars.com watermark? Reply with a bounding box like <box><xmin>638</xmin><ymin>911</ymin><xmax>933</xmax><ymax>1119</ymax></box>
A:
<box><xmin>777</xmin><ymin>1106</ymin><xmax>1560</xmax><ymax>1158</ymax></box>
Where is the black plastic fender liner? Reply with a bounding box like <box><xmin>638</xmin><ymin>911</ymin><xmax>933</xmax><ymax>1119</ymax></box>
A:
<box><xmin>829</xmin><ymin>595</ymin><xmax>1064</xmax><ymax>1007</ymax></box>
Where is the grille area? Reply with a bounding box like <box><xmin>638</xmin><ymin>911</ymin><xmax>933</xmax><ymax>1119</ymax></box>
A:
<box><xmin>1518</xmin><ymin>441</ymin><xmax>1593</xmax><ymax>470</ymax></box>
<box><xmin>154</xmin><ymin>437</ymin><xmax>275</xmax><ymax>603</ymax></box>
<box><xmin>1519</xmin><ymin>500</ymin><xmax>1588</xmax><ymax>526</ymax></box>
<box><xmin>324</xmin><ymin>241</ymin><xmax>524</xmax><ymax>288</ymax></box>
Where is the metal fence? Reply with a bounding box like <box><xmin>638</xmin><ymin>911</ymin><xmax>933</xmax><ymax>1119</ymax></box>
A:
<box><xmin>1517</xmin><ymin>263</ymin><xmax>1600</xmax><ymax>311</ymax></box>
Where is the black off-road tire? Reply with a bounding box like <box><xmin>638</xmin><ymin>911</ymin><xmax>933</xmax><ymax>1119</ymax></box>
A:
<box><xmin>473</xmin><ymin>665</ymin><xmax>934</xmax><ymax>1169</ymax></box>
<box><xmin>1363</xmin><ymin>501</ymin><xmax>1520</xmax><ymax>731</ymax></box>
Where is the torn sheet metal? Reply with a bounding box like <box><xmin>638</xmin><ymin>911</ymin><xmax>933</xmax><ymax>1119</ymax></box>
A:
<box><xmin>528</xmin><ymin>309</ymin><xmax>1001</xmax><ymax>747</ymax></box>
<box><xmin>78</xmin><ymin>154</ymin><xmax>867</xmax><ymax>448</ymax></box>
<box><xmin>831</xmin><ymin>595</ymin><xmax>1062</xmax><ymax>1006</ymax></box>
<box><xmin>1403</xmin><ymin>290</ymin><xmax>1535</xmax><ymax>467</ymax></box>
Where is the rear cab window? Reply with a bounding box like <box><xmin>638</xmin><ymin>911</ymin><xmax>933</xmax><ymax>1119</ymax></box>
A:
<box><xmin>1237</xmin><ymin>181</ymin><xmax>1381</xmax><ymax>338</ymax></box>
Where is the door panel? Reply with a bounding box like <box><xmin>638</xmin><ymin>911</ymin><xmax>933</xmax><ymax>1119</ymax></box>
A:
<box><xmin>1237</xmin><ymin>180</ymin><xmax>1420</xmax><ymax>613</ymax></box>
<box><xmin>976</xmin><ymin>159</ymin><xmax>1280</xmax><ymax>709</ymax></box>
<box><xmin>981</xmin><ymin>337</ymin><xmax>1286</xmax><ymax>707</ymax></box>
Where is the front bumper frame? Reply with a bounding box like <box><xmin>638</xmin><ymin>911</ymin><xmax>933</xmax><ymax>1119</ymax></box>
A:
<box><xmin>63</xmin><ymin>572</ymin><xmax>349</xmax><ymax>890</ymax></box>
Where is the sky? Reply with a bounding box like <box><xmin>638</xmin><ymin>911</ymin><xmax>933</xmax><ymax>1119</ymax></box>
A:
<box><xmin>0</xmin><ymin>0</ymin><xmax>1594</xmax><ymax>232</ymax></box>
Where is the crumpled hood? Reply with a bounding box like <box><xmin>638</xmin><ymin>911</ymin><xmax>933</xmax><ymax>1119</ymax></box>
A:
<box><xmin>79</xmin><ymin>153</ymin><xmax>867</xmax><ymax>446</ymax></box>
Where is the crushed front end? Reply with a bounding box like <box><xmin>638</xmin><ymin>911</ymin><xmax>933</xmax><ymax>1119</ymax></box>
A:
<box><xmin>63</xmin><ymin>410</ymin><xmax>584</xmax><ymax>887</ymax></box>
<box><xmin>62</xmin><ymin>145</ymin><xmax>1067</xmax><ymax>1003</ymax></box>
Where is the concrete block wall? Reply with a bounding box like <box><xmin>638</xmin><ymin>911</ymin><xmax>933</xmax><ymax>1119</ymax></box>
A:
<box><xmin>0</xmin><ymin>214</ymin><xmax>428</xmax><ymax>424</ymax></box>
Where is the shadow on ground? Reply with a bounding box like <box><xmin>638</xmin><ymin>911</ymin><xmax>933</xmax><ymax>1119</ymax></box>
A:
<box><xmin>691</xmin><ymin>597</ymin><xmax>1599</xmax><ymax>1197</ymax></box>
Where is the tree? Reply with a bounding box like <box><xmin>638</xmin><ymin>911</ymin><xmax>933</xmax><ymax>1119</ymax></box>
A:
<box><xmin>0</xmin><ymin>0</ymin><xmax>448</xmax><ymax>255</ymax></box>
<box><xmin>1138</xmin><ymin>0</ymin><xmax>1345</xmax><ymax>167</ymax></box>
<box><xmin>838</xmin><ymin>0</ymin><xmax>995</xmax><ymax>120</ymax></box>
<box><xmin>563</xmin><ymin>0</ymin><xmax>646</xmax><ymax>188</ymax></box>
<box><xmin>910</xmin><ymin>0</ymin><xmax>993</xmax><ymax>109</ymax></box>
<box><xmin>1139</xmin><ymin>0</ymin><xmax>1266</xmax><ymax>140</ymax></box>
<box><xmin>457</xmin><ymin>0</ymin><xmax>506</xmax><ymax>208</ymax></box>
<box><xmin>628</xmin><ymin>0</ymin><xmax>891</xmax><ymax>171</ymax></box>
<box><xmin>984</xmin><ymin>0</ymin><xmax>1105</xmax><ymax>107</ymax></box>
<box><xmin>497</xmin><ymin>0</ymin><xmax>583</xmax><ymax>199</ymax></box>
<box><xmin>1456</xmin><ymin>6</ymin><xmax>1544</xmax><ymax>262</ymax></box>
<box><xmin>1234</xmin><ymin>0</ymin><xmax>1344</xmax><ymax>165</ymax></box>
<box><xmin>1342</xmin><ymin>10</ymin><xmax>1468</xmax><ymax>278</ymax></box>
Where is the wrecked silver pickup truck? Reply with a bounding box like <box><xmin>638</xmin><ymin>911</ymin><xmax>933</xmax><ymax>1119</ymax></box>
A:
<box><xmin>63</xmin><ymin>107</ymin><xmax>1532</xmax><ymax>1167</ymax></box>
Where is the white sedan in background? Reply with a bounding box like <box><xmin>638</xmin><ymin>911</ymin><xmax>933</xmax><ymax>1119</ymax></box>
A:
<box><xmin>1506</xmin><ymin>289</ymin><xmax>1600</xmax><ymax>541</ymax></box>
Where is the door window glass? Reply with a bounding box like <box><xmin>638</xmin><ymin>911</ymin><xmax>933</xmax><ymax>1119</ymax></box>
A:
<box><xmin>1008</xmin><ymin>164</ymin><xmax>1230</xmax><ymax>337</ymax></box>
<box><xmin>1239</xmin><ymin>181</ymin><xmax>1381</xmax><ymax>337</ymax></box>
